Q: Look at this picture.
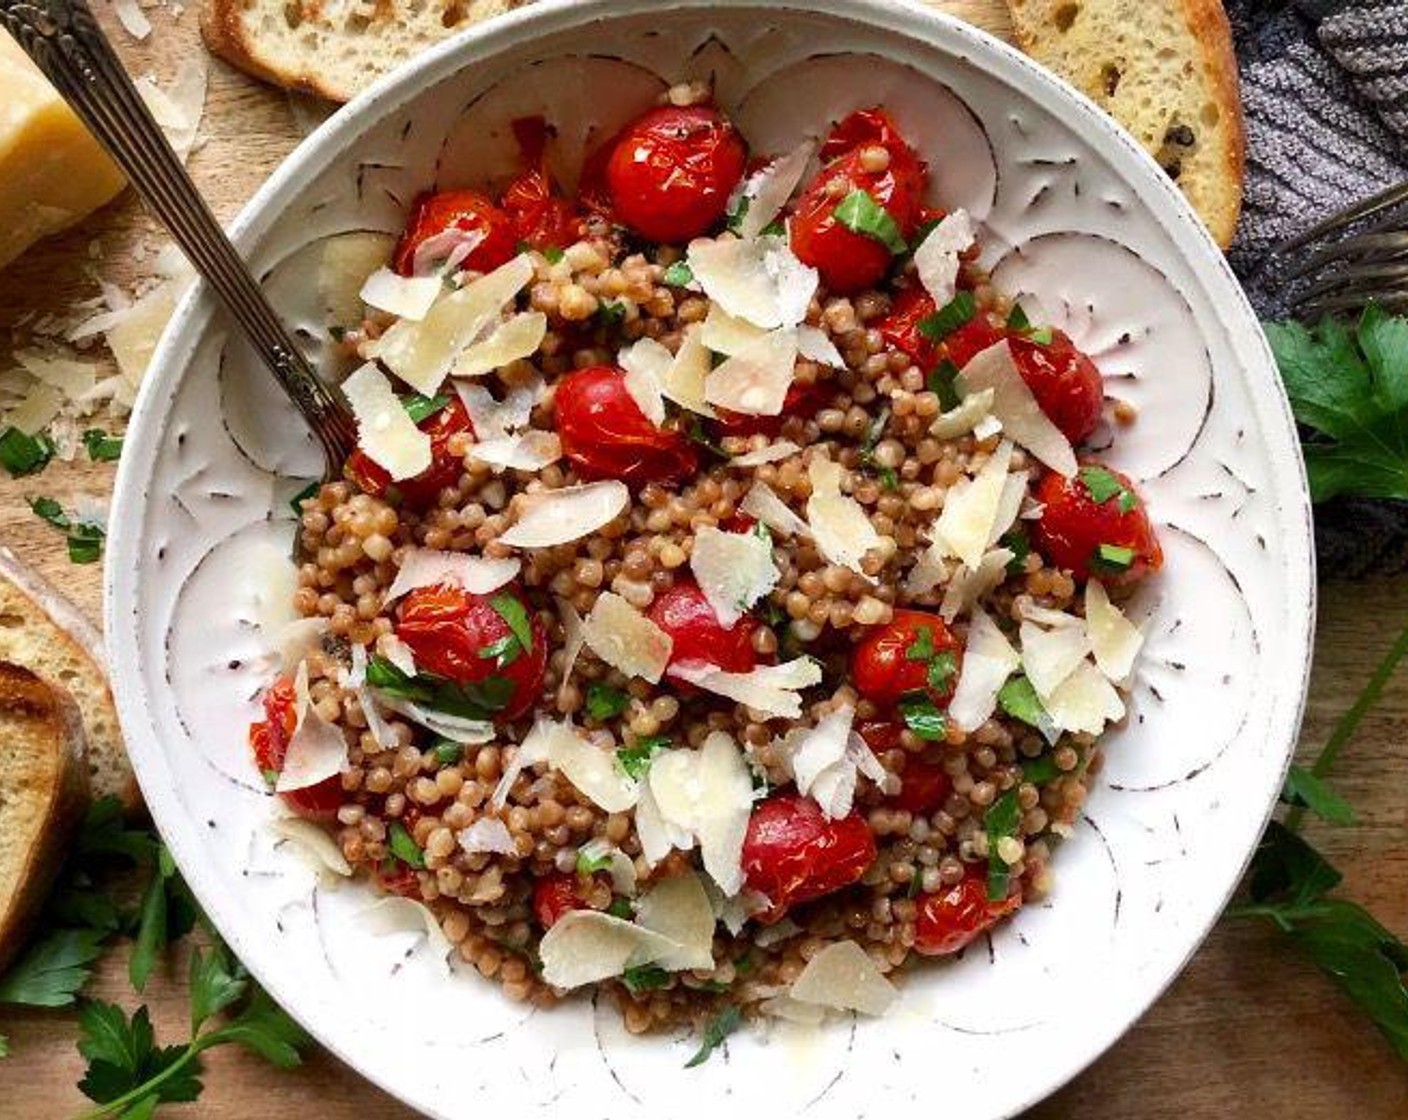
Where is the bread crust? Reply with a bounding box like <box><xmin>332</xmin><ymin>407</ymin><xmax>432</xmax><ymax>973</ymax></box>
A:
<box><xmin>201</xmin><ymin>0</ymin><xmax>350</xmax><ymax>101</ymax></box>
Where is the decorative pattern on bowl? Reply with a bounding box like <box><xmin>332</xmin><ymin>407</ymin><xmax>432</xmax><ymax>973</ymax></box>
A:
<box><xmin>104</xmin><ymin>2</ymin><xmax>1315</xmax><ymax>1117</ymax></box>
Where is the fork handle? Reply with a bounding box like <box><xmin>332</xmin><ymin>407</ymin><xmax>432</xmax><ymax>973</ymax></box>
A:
<box><xmin>0</xmin><ymin>0</ymin><xmax>356</xmax><ymax>473</ymax></box>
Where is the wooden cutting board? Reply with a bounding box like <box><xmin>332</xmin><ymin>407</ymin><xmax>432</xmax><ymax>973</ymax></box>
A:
<box><xmin>0</xmin><ymin>2</ymin><xmax>1405</xmax><ymax>1117</ymax></box>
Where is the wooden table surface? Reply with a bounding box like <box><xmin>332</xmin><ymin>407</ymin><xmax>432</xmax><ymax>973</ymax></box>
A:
<box><xmin>1</xmin><ymin>1</ymin><xmax>1405</xmax><ymax>1115</ymax></box>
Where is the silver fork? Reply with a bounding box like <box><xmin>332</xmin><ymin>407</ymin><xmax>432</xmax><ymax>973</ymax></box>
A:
<box><xmin>0</xmin><ymin>0</ymin><xmax>357</xmax><ymax>477</ymax></box>
<box><xmin>1275</xmin><ymin>179</ymin><xmax>1408</xmax><ymax>320</ymax></box>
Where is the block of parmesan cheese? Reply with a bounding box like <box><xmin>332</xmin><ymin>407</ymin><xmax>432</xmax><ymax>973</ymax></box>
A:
<box><xmin>0</xmin><ymin>30</ymin><xmax>125</xmax><ymax>271</ymax></box>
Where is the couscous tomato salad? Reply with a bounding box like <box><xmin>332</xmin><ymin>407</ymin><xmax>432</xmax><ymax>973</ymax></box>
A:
<box><xmin>249</xmin><ymin>85</ymin><xmax>1161</xmax><ymax>1047</ymax></box>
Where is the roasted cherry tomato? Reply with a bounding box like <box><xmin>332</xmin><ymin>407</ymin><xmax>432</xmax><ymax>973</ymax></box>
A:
<box><xmin>394</xmin><ymin>583</ymin><xmax>548</xmax><ymax>720</ymax></box>
<box><xmin>891</xmin><ymin>758</ymin><xmax>954</xmax><ymax>815</ymax></box>
<box><xmin>345</xmin><ymin>396</ymin><xmax>474</xmax><ymax>507</ymax></box>
<box><xmin>248</xmin><ymin>677</ymin><xmax>343</xmax><ymax>819</ymax></box>
<box><xmin>605</xmin><ymin>105</ymin><xmax>747</xmax><ymax>243</ymax></box>
<box><xmin>941</xmin><ymin>316</ymin><xmax>1005</xmax><ymax>370</ymax></box>
<box><xmin>533</xmin><ymin>873</ymin><xmax>587</xmax><ymax>930</ymax></box>
<box><xmin>789</xmin><ymin>108</ymin><xmax>925</xmax><ymax>294</ymax></box>
<box><xmin>1032</xmin><ymin>465</ymin><xmax>1162</xmax><ymax>584</ymax></box>
<box><xmin>392</xmin><ymin>189</ymin><xmax>518</xmax><ymax>277</ymax></box>
<box><xmin>648</xmin><ymin>578</ymin><xmax>759</xmax><ymax>678</ymax></box>
<box><xmin>553</xmin><ymin>364</ymin><xmax>698</xmax><ymax>487</ymax></box>
<box><xmin>1009</xmin><ymin>330</ymin><xmax>1104</xmax><ymax>445</ymax></box>
<box><xmin>877</xmin><ymin>286</ymin><xmax>943</xmax><ymax>372</ymax></box>
<box><xmin>500</xmin><ymin>117</ymin><xmax>586</xmax><ymax>252</ymax></box>
<box><xmin>714</xmin><ymin>378</ymin><xmax>833</xmax><ymax>439</ymax></box>
<box><xmin>741</xmin><ymin>794</ymin><xmax>878</xmax><ymax>923</ymax></box>
<box><xmin>914</xmin><ymin>867</ymin><xmax>1022</xmax><ymax>956</ymax></box>
<box><xmin>851</xmin><ymin>609</ymin><xmax>962</xmax><ymax>708</ymax></box>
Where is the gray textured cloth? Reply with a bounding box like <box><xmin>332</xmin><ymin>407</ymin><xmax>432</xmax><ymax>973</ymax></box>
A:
<box><xmin>1226</xmin><ymin>0</ymin><xmax>1408</xmax><ymax>578</ymax></box>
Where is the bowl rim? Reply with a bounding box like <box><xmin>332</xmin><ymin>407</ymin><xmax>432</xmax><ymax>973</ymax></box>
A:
<box><xmin>105</xmin><ymin>1</ymin><xmax>1317</xmax><ymax>1116</ymax></box>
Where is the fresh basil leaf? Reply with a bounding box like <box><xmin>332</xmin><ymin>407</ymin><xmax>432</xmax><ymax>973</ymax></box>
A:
<box><xmin>997</xmin><ymin>675</ymin><xmax>1048</xmax><ymax>729</ymax></box>
<box><xmin>1078</xmin><ymin>466</ymin><xmax>1123</xmax><ymax>504</ymax></box>
<box><xmin>433</xmin><ymin>739</ymin><xmax>463</xmax><ymax>766</ymax></box>
<box><xmin>1006</xmin><ymin>303</ymin><xmax>1031</xmax><ymax>332</ymax></box>
<box><xmin>927</xmin><ymin>358</ymin><xmax>962</xmax><ymax>410</ymax></box>
<box><xmin>918</xmin><ymin>292</ymin><xmax>976</xmax><ymax>342</ymax></box>
<box><xmin>0</xmin><ymin>928</ymin><xmax>105</xmax><ymax>1007</ymax></box>
<box><xmin>478</xmin><ymin>633</ymin><xmax>521</xmax><ymax>669</ymax></box>
<box><xmin>576</xmin><ymin>847</ymin><xmax>613</xmax><ymax>875</ymax></box>
<box><xmin>82</xmin><ymin>429</ymin><xmax>124</xmax><ymax>462</ymax></box>
<box><xmin>999</xmin><ymin>527</ymin><xmax>1030</xmax><ymax>573</ymax></box>
<box><xmin>684</xmin><ymin>1005</ymin><xmax>742</xmax><ymax>1068</ymax></box>
<box><xmin>489</xmin><ymin>592</ymin><xmax>534</xmax><ymax>653</ymax></box>
<box><xmin>387</xmin><ymin>821</ymin><xmax>425</xmax><ymax>870</ymax></box>
<box><xmin>584</xmin><ymin>681</ymin><xmax>630</xmax><ymax>722</ymax></box>
<box><xmin>662</xmin><ymin>260</ymin><xmax>694</xmax><ymax>287</ymax></box>
<box><xmin>985</xmin><ymin>789</ymin><xmax>1022</xmax><ymax>901</ymax></box>
<box><xmin>1019</xmin><ymin>753</ymin><xmax>1063</xmax><ymax>786</ymax></box>
<box><xmin>1281</xmin><ymin>766</ymin><xmax>1356</xmax><ymax>825</ymax></box>
<box><xmin>402</xmin><ymin>393</ymin><xmax>451</xmax><ymax>425</ymax></box>
<box><xmin>1091</xmin><ymin>543</ymin><xmax>1135</xmax><ymax>573</ymax></box>
<box><xmin>606</xmin><ymin>897</ymin><xmax>633</xmax><ymax>920</ymax></box>
<box><xmin>905</xmin><ymin>626</ymin><xmax>937</xmax><ymax>663</ymax></box>
<box><xmin>0</xmin><ymin>427</ymin><xmax>55</xmax><ymax>476</ymax></box>
<box><xmin>898</xmin><ymin>693</ymin><xmax>946</xmax><ymax>741</ymax></box>
<box><xmin>833</xmin><ymin>189</ymin><xmax>907</xmax><ymax>255</ymax></box>
<box><xmin>366</xmin><ymin>655</ymin><xmax>511</xmax><ymax>719</ymax></box>
<box><xmin>617</xmin><ymin>735</ymin><xmax>669</xmax><ymax>780</ymax></box>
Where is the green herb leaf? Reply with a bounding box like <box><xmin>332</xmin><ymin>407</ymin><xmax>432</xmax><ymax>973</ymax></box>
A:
<box><xmin>82</xmin><ymin>429</ymin><xmax>124</xmax><ymax>462</ymax></box>
<box><xmin>433</xmin><ymin>739</ymin><xmax>463</xmax><ymax>766</ymax></box>
<box><xmin>997</xmin><ymin>675</ymin><xmax>1048</xmax><ymax>730</ymax></box>
<box><xmin>662</xmin><ymin>260</ymin><xmax>694</xmax><ymax>288</ymax></box>
<box><xmin>927</xmin><ymin>358</ymin><xmax>962</xmax><ymax>410</ymax></box>
<box><xmin>833</xmin><ymin>189</ymin><xmax>907</xmax><ymax>255</ymax></box>
<box><xmin>288</xmin><ymin>481</ymin><xmax>319</xmax><ymax>517</ymax></box>
<box><xmin>617</xmin><ymin>735</ymin><xmax>669</xmax><ymax>780</ymax></box>
<box><xmin>28</xmin><ymin>496</ymin><xmax>106</xmax><ymax>565</ymax></box>
<box><xmin>585</xmin><ymin>681</ymin><xmax>630</xmax><ymax>722</ymax></box>
<box><xmin>726</xmin><ymin>195</ymin><xmax>751</xmax><ymax>234</ymax></box>
<box><xmin>598</xmin><ymin>299</ymin><xmax>628</xmax><ymax>329</ymax></box>
<box><xmin>683</xmin><ymin>414</ymin><xmax>731</xmax><ymax>460</ymax></box>
<box><xmin>0</xmin><ymin>1035</ymin><xmax>8</xmax><ymax>1058</ymax></box>
<box><xmin>0</xmin><ymin>928</ymin><xmax>105</xmax><ymax>1007</ymax></box>
<box><xmin>1078</xmin><ymin>466</ymin><xmax>1121</xmax><ymax>503</ymax></box>
<box><xmin>877</xmin><ymin>466</ymin><xmax>899</xmax><ymax>490</ymax></box>
<box><xmin>606</xmin><ymin>897</ymin><xmax>633</xmax><ymax>920</ymax></box>
<box><xmin>188</xmin><ymin>945</ymin><xmax>247</xmax><ymax>1035</ymax></box>
<box><xmin>402</xmin><ymin>393</ymin><xmax>451</xmax><ymax>425</ymax></box>
<box><xmin>488</xmin><ymin>592</ymin><xmax>534</xmax><ymax>654</ymax></box>
<box><xmin>77</xmin><ymin>1002</ymin><xmax>203</xmax><ymax>1107</ymax></box>
<box><xmin>76</xmin><ymin>796</ymin><xmax>158</xmax><ymax>864</ymax></box>
<box><xmin>926</xmin><ymin>650</ymin><xmax>958</xmax><ymax>693</ymax></box>
<box><xmin>388</xmin><ymin>821</ymin><xmax>425</xmax><ymax>870</ymax></box>
<box><xmin>1027</xmin><ymin>326</ymin><xmax>1054</xmax><ymax>345</ymax></box>
<box><xmin>684</xmin><ymin>1005</ymin><xmax>742</xmax><ymax>1068</ymax></box>
<box><xmin>0</xmin><ymin>427</ymin><xmax>55</xmax><ymax>476</ymax></box>
<box><xmin>366</xmin><ymin>655</ymin><xmax>511</xmax><ymax>719</ymax></box>
<box><xmin>1281</xmin><ymin>765</ymin><xmax>1356</xmax><ymax>825</ymax></box>
<box><xmin>1006</xmin><ymin>304</ymin><xmax>1032</xmax><ymax>332</ymax></box>
<box><xmin>129</xmin><ymin>845</ymin><xmax>195</xmax><ymax>993</ymax></box>
<box><xmin>200</xmin><ymin>986</ymin><xmax>310</xmax><ymax>1069</ymax></box>
<box><xmin>1091</xmin><ymin>543</ymin><xmax>1135</xmax><ymax>573</ymax></box>
<box><xmin>984</xmin><ymin>789</ymin><xmax>1022</xmax><ymax>902</ymax></box>
<box><xmin>999</xmin><ymin>527</ymin><xmax>1030</xmax><ymax>573</ymax></box>
<box><xmin>1265</xmin><ymin>304</ymin><xmax>1408</xmax><ymax>502</ymax></box>
<box><xmin>478</xmin><ymin>633</ymin><xmax>521</xmax><ymax>668</ymax></box>
<box><xmin>760</xmin><ymin>218</ymin><xmax>786</xmax><ymax>238</ymax></box>
<box><xmin>905</xmin><ymin>627</ymin><xmax>937</xmax><ymax>663</ymax></box>
<box><xmin>576</xmin><ymin>847</ymin><xmax>613</xmax><ymax>875</ymax></box>
<box><xmin>1019</xmin><ymin>753</ymin><xmax>1063</xmax><ymax>786</ymax></box>
<box><xmin>543</xmin><ymin>246</ymin><xmax>566</xmax><ymax>265</ymax></box>
<box><xmin>898</xmin><ymin>693</ymin><xmax>946</xmax><ymax>741</ymax></box>
<box><xmin>918</xmin><ymin>292</ymin><xmax>977</xmax><ymax>343</ymax></box>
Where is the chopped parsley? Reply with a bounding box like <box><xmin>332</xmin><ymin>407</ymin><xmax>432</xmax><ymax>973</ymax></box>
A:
<box><xmin>662</xmin><ymin>260</ymin><xmax>694</xmax><ymax>288</ymax></box>
<box><xmin>597</xmin><ymin>299</ymin><xmax>628</xmax><ymax>329</ymax></box>
<box><xmin>1079</xmin><ymin>465</ymin><xmax>1138</xmax><ymax>514</ymax></box>
<box><xmin>997</xmin><ymin>675</ymin><xmax>1048</xmax><ymax>729</ymax></box>
<box><xmin>984</xmin><ymin>789</ymin><xmax>1022</xmax><ymax>901</ymax></box>
<box><xmin>29</xmin><ymin>496</ymin><xmax>105</xmax><ymax>564</ymax></box>
<box><xmin>1019</xmin><ymin>753</ymin><xmax>1063</xmax><ymax>786</ymax></box>
<box><xmin>999</xmin><ymin>526</ymin><xmax>1030</xmax><ymax>573</ymax></box>
<box><xmin>543</xmin><ymin>245</ymin><xmax>566</xmax><ymax>264</ymax></box>
<box><xmin>1006</xmin><ymin>303</ymin><xmax>1032</xmax><ymax>332</ymax></box>
<box><xmin>1281</xmin><ymin>765</ymin><xmax>1355</xmax><ymax>825</ymax></box>
<box><xmin>684</xmin><ymin>1005</ymin><xmax>742</xmax><ymax>1068</ymax></box>
<box><xmin>0</xmin><ymin>427</ymin><xmax>54</xmax><ymax>477</ymax></box>
<box><xmin>833</xmin><ymin>189</ymin><xmax>907</xmax><ymax>255</ymax></box>
<box><xmin>606</xmin><ymin>897</ymin><xmax>633</xmax><ymax>920</ymax></box>
<box><xmin>1028</xmin><ymin>326</ymin><xmax>1054</xmax><ymax>345</ymax></box>
<box><xmin>622</xmin><ymin>964</ymin><xmax>670</xmax><ymax>993</ymax></box>
<box><xmin>904</xmin><ymin>627</ymin><xmax>957</xmax><ymax>692</ymax></box>
<box><xmin>1091</xmin><ymin>543</ymin><xmax>1136</xmax><ymax>573</ymax></box>
<box><xmin>81</xmin><ymin>429</ymin><xmax>124</xmax><ymax>462</ymax></box>
<box><xmin>387</xmin><ymin>821</ymin><xmax>425</xmax><ymax>869</ymax></box>
<box><xmin>683</xmin><ymin>414</ymin><xmax>731</xmax><ymax>460</ymax></box>
<box><xmin>365</xmin><ymin>655</ymin><xmax>512</xmax><ymax>719</ymax></box>
<box><xmin>927</xmin><ymin>358</ymin><xmax>962</xmax><ymax>409</ymax></box>
<box><xmin>576</xmin><ymin>846</ymin><xmax>614</xmax><ymax>875</ymax></box>
<box><xmin>433</xmin><ymin>739</ymin><xmax>463</xmax><ymax>766</ymax></box>
<box><xmin>617</xmin><ymin>735</ymin><xmax>669</xmax><ymax>780</ymax></box>
<box><xmin>585</xmin><ymin>681</ymin><xmax>630</xmax><ymax>722</ymax></box>
<box><xmin>401</xmin><ymin>393</ymin><xmax>451</xmax><ymax>425</ymax></box>
<box><xmin>898</xmin><ymin>692</ymin><xmax>946</xmax><ymax>741</ymax></box>
<box><xmin>488</xmin><ymin>592</ymin><xmax>535</xmax><ymax>654</ymax></box>
<box><xmin>918</xmin><ymin>291</ymin><xmax>976</xmax><ymax>342</ymax></box>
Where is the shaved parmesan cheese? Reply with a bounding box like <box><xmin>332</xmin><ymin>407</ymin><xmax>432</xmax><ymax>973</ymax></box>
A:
<box><xmin>635</xmin><ymin>779</ymin><xmax>692</xmax><ymax>867</ymax></box>
<box><xmin>914</xmin><ymin>209</ymin><xmax>975</xmax><ymax>309</ymax></box>
<box><xmin>762</xmin><ymin>995</ymin><xmax>827</xmax><ymax>1025</ymax></box>
<box><xmin>958</xmin><ymin>341</ymin><xmax>1077</xmax><ymax>477</ymax></box>
<box><xmin>380</xmin><ymin>634</ymin><xmax>418</xmax><ymax>678</ymax></box>
<box><xmin>939</xmin><ymin>547</ymin><xmax>1015</xmax><ymax>623</ymax></box>
<box><xmin>741</xmin><ymin>481</ymin><xmax>810</xmax><ymax>538</ymax></box>
<box><xmin>358</xmin><ymin>267</ymin><xmax>442</xmax><ymax>321</ymax></box>
<box><xmin>271</xmin><ymin>815</ymin><xmax>351</xmax><ymax>878</ymax></box>
<box><xmin>541</xmin><ymin>717</ymin><xmax>639</xmax><ymax>811</ymax></box>
<box><xmin>690</xmin><ymin>525</ymin><xmax>779</xmax><ymax>627</ymax></box>
<box><xmin>455</xmin><ymin>380</ymin><xmax>539</xmax><ymax>441</ymax></box>
<box><xmin>618</xmin><ymin>338</ymin><xmax>668</xmax><ymax>425</ymax></box>
<box><xmin>731</xmin><ymin>441</ymin><xmax>801</xmax><ymax>468</ymax></box>
<box><xmin>806</xmin><ymin>455</ymin><xmax>881</xmax><ymax>576</ymax></box>
<box><xmin>790</xmin><ymin>940</ymin><xmax>898</xmax><ymax>1017</ymax></box>
<box><xmin>343</xmin><ymin>362</ymin><xmax>432</xmax><ymax>481</ymax></box>
<box><xmin>1020</xmin><ymin>619</ymin><xmax>1092</xmax><ymax>698</ymax></box>
<box><xmin>2</xmin><ymin>382</ymin><xmax>62</xmax><ymax>434</ymax></box>
<box><xmin>949</xmin><ymin>606</ymin><xmax>1020</xmax><ymax>732</ymax></box>
<box><xmin>318</xmin><ymin>232</ymin><xmax>394</xmax><ymax>326</ymax></box>
<box><xmin>700</xmin><ymin>302</ymin><xmax>766</xmax><ymax>356</ymax></box>
<box><xmin>490</xmin><ymin>721</ymin><xmax>550</xmax><ymax>811</ymax></box>
<box><xmin>538</xmin><ymin>910</ymin><xmax>679</xmax><ymax>989</ymax></box>
<box><xmin>457</xmin><ymin>817</ymin><xmax>517</xmax><ymax>856</ymax></box>
<box><xmin>469</xmin><ymin>430</ymin><xmax>562</xmax><ymax>471</ymax></box>
<box><xmin>931</xmin><ymin>390</ymin><xmax>995</xmax><ymax>441</ymax></box>
<box><xmin>705</xmin><ymin>327</ymin><xmax>799</xmax><ymax>416</ymax></box>
<box><xmin>582</xmin><ymin>592</ymin><xmax>673</xmax><ymax>683</ymax></box>
<box><xmin>375</xmin><ymin>696</ymin><xmax>494</xmax><ymax>745</ymax></box>
<box><xmin>384</xmin><ymin>550</ymin><xmax>520</xmax><ymax>603</ymax></box>
<box><xmin>658</xmin><ymin>327</ymin><xmax>715</xmax><ymax>418</ymax></box>
<box><xmin>134</xmin><ymin>61</ymin><xmax>206</xmax><ymax>162</ymax></box>
<box><xmin>276</xmin><ymin>662</ymin><xmax>348</xmax><ymax>792</ymax></box>
<box><xmin>1043</xmin><ymin>660</ymin><xmax>1125</xmax><ymax>734</ymax></box>
<box><xmin>932</xmin><ymin>440</ymin><xmax>1014</xmax><ymax>568</ymax></box>
<box><xmin>989</xmin><ymin>471</ymin><xmax>1029</xmax><ymax>548</ymax></box>
<box><xmin>635</xmin><ymin>871</ymin><xmax>717</xmax><ymax>971</ymax></box>
<box><xmin>687</xmin><ymin>235</ymin><xmax>817</xmax><ymax>330</ymax></box>
<box><xmin>648</xmin><ymin>732</ymin><xmax>755</xmax><ymax>894</ymax></box>
<box><xmin>451</xmin><ymin>312</ymin><xmax>547</xmax><ymax>379</ymax></box>
<box><xmin>788</xmin><ymin>705</ymin><xmax>865</xmax><ymax>819</ymax></box>
<box><xmin>409</xmin><ymin>227</ymin><xmax>485</xmax><ymax>278</ymax></box>
<box><xmin>1019</xmin><ymin>601</ymin><xmax>1085</xmax><ymax>629</ymax></box>
<box><xmin>277</xmin><ymin>617</ymin><xmax>328</xmax><ymax>674</ymax></box>
<box><xmin>904</xmin><ymin>541</ymin><xmax>952</xmax><ymax>597</ymax></box>
<box><xmin>796</xmin><ymin>325</ymin><xmax>844</xmax><ymax>368</ymax></box>
<box><xmin>704</xmin><ymin>880</ymin><xmax>769</xmax><ymax>935</ymax></box>
<box><xmin>113</xmin><ymin>0</ymin><xmax>152</xmax><ymax>39</ymax></box>
<box><xmin>669</xmin><ymin>658</ymin><xmax>821</xmax><ymax>721</ymax></box>
<box><xmin>372</xmin><ymin>254</ymin><xmax>534</xmax><ymax>396</ymax></box>
<box><xmin>578</xmin><ymin>837</ymin><xmax>638</xmax><ymax>897</ymax></box>
<box><xmin>735</xmin><ymin>141</ymin><xmax>814</xmax><ymax>239</ymax></box>
<box><xmin>15</xmin><ymin>351</ymin><xmax>96</xmax><ymax>397</ymax></box>
<box><xmin>555</xmin><ymin>598</ymin><xmax>586</xmax><ymax>701</ymax></box>
<box><xmin>361</xmin><ymin>896</ymin><xmax>454</xmax><ymax>966</ymax></box>
<box><xmin>498</xmin><ymin>480</ymin><xmax>629</xmax><ymax>549</ymax></box>
<box><xmin>107</xmin><ymin>279</ymin><xmax>182</xmax><ymax>393</ymax></box>
<box><xmin>1086</xmin><ymin>580</ymin><xmax>1144</xmax><ymax>683</ymax></box>
<box><xmin>356</xmin><ymin>686</ymin><xmax>397</xmax><ymax>750</ymax></box>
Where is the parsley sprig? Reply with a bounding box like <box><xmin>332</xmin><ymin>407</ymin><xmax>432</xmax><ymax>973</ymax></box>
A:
<box><xmin>29</xmin><ymin>496</ymin><xmax>106</xmax><ymax>564</ymax></box>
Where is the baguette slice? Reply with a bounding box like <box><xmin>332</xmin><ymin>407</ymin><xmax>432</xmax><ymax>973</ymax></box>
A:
<box><xmin>202</xmin><ymin>0</ymin><xmax>522</xmax><ymax>103</ymax></box>
<box><xmin>0</xmin><ymin>662</ymin><xmax>89</xmax><ymax>974</ymax></box>
<box><xmin>0</xmin><ymin>547</ymin><xmax>136</xmax><ymax>811</ymax></box>
<box><xmin>1006</xmin><ymin>0</ymin><xmax>1244</xmax><ymax>248</ymax></box>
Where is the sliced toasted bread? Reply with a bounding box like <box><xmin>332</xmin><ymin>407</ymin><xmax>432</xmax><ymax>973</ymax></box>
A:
<box><xmin>201</xmin><ymin>0</ymin><xmax>521</xmax><ymax>103</ymax></box>
<box><xmin>0</xmin><ymin>547</ymin><xmax>136</xmax><ymax>811</ymax></box>
<box><xmin>0</xmin><ymin>662</ymin><xmax>89</xmax><ymax>974</ymax></box>
<box><xmin>1006</xmin><ymin>0</ymin><xmax>1244</xmax><ymax>248</ymax></box>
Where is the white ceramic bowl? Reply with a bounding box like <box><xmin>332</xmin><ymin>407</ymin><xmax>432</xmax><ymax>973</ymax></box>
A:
<box><xmin>105</xmin><ymin>2</ymin><xmax>1315</xmax><ymax>1116</ymax></box>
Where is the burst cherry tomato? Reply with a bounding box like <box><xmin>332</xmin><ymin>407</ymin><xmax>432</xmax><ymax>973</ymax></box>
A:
<box><xmin>1032</xmin><ymin>465</ymin><xmax>1162</xmax><ymax>584</ymax></box>
<box><xmin>553</xmin><ymin>365</ymin><xmax>698</xmax><ymax>487</ymax></box>
<box><xmin>248</xmin><ymin>677</ymin><xmax>343</xmax><ymax>819</ymax></box>
<box><xmin>394</xmin><ymin>583</ymin><xmax>548</xmax><ymax>720</ymax></box>
<box><xmin>714</xmin><ymin>379</ymin><xmax>833</xmax><ymax>439</ymax></box>
<box><xmin>877</xmin><ymin>288</ymin><xmax>1004</xmax><ymax>375</ymax></box>
<box><xmin>892</xmin><ymin>758</ymin><xmax>954</xmax><ymax>815</ymax></box>
<box><xmin>533</xmin><ymin>873</ymin><xmax>588</xmax><ymax>929</ymax></box>
<box><xmin>914</xmin><ymin>867</ymin><xmax>1022</xmax><ymax>956</ymax></box>
<box><xmin>851</xmin><ymin>609</ymin><xmax>962</xmax><ymax>708</ymax></box>
<box><xmin>789</xmin><ymin>108</ymin><xmax>925</xmax><ymax>294</ymax></box>
<box><xmin>392</xmin><ymin>189</ymin><xmax>518</xmax><ymax>277</ymax></box>
<box><xmin>500</xmin><ymin>117</ymin><xmax>586</xmax><ymax>251</ymax></box>
<box><xmin>942</xmin><ymin>316</ymin><xmax>1005</xmax><ymax>370</ymax></box>
<box><xmin>648</xmin><ymin>579</ymin><xmax>758</xmax><ymax>678</ymax></box>
<box><xmin>741</xmin><ymin>794</ymin><xmax>877</xmax><ymax>923</ymax></box>
<box><xmin>1009</xmin><ymin>330</ymin><xmax>1104</xmax><ymax>444</ymax></box>
<box><xmin>345</xmin><ymin>396</ymin><xmax>474</xmax><ymax>507</ymax></box>
<box><xmin>605</xmin><ymin>105</ymin><xmax>747</xmax><ymax>242</ymax></box>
